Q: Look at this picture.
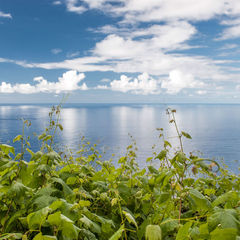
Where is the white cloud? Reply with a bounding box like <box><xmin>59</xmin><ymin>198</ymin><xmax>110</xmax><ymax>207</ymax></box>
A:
<box><xmin>100</xmin><ymin>78</ymin><xmax>110</xmax><ymax>83</ymax></box>
<box><xmin>66</xmin><ymin>51</ymin><xmax>80</xmax><ymax>58</ymax></box>
<box><xmin>94</xmin><ymin>22</ymin><xmax>196</xmax><ymax>57</ymax></box>
<box><xmin>108</xmin><ymin>72</ymin><xmax>160</xmax><ymax>95</ymax></box>
<box><xmin>219</xmin><ymin>43</ymin><xmax>238</xmax><ymax>50</ymax></box>
<box><xmin>53</xmin><ymin>1</ymin><xmax>62</xmax><ymax>5</ymax></box>
<box><xmin>2</xmin><ymin>0</ymin><xmax>240</xmax><ymax>96</ymax></box>
<box><xmin>0</xmin><ymin>82</ymin><xmax>14</xmax><ymax>93</ymax></box>
<box><xmin>61</xmin><ymin>0</ymin><xmax>240</xmax><ymax>42</ymax></box>
<box><xmin>65</xmin><ymin>0</ymin><xmax>87</xmax><ymax>14</ymax></box>
<box><xmin>0</xmin><ymin>11</ymin><xmax>12</xmax><ymax>19</ymax></box>
<box><xmin>51</xmin><ymin>48</ymin><xmax>62</xmax><ymax>54</ymax></box>
<box><xmin>161</xmin><ymin>70</ymin><xmax>206</xmax><ymax>94</ymax></box>
<box><xmin>95</xmin><ymin>85</ymin><xmax>108</xmax><ymax>89</ymax></box>
<box><xmin>0</xmin><ymin>70</ymin><xmax>88</xmax><ymax>94</ymax></box>
<box><xmin>196</xmin><ymin>90</ymin><xmax>207</xmax><ymax>95</ymax></box>
<box><xmin>220</xmin><ymin>24</ymin><xmax>240</xmax><ymax>40</ymax></box>
<box><xmin>62</xmin><ymin>0</ymin><xmax>240</xmax><ymax>23</ymax></box>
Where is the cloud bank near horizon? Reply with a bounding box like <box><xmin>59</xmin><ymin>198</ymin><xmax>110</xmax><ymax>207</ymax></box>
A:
<box><xmin>0</xmin><ymin>0</ymin><xmax>240</xmax><ymax>98</ymax></box>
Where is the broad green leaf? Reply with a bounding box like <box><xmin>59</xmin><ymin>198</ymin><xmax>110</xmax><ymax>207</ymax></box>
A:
<box><xmin>212</xmin><ymin>191</ymin><xmax>238</xmax><ymax>207</ymax></box>
<box><xmin>8</xmin><ymin>180</ymin><xmax>30</xmax><ymax>197</ymax></box>
<box><xmin>50</xmin><ymin>199</ymin><xmax>63</xmax><ymax>210</ymax></box>
<box><xmin>61</xmin><ymin>221</ymin><xmax>79</xmax><ymax>240</ymax></box>
<box><xmin>48</xmin><ymin>211</ymin><xmax>61</xmax><ymax>227</ymax></box>
<box><xmin>176</xmin><ymin>222</ymin><xmax>192</xmax><ymax>240</ymax></box>
<box><xmin>80</xmin><ymin>215</ymin><xmax>101</xmax><ymax>234</ymax></box>
<box><xmin>0</xmin><ymin>144</ymin><xmax>15</xmax><ymax>155</ymax></box>
<box><xmin>199</xmin><ymin>223</ymin><xmax>209</xmax><ymax>239</ymax></box>
<box><xmin>210</xmin><ymin>228</ymin><xmax>237</xmax><ymax>240</ymax></box>
<box><xmin>109</xmin><ymin>225</ymin><xmax>125</xmax><ymax>240</ymax></box>
<box><xmin>160</xmin><ymin>218</ymin><xmax>178</xmax><ymax>236</ymax></box>
<box><xmin>33</xmin><ymin>233</ymin><xmax>57</xmax><ymax>240</ymax></box>
<box><xmin>189</xmin><ymin>189</ymin><xmax>211</xmax><ymax>211</ymax></box>
<box><xmin>27</xmin><ymin>207</ymin><xmax>51</xmax><ymax>230</ymax></box>
<box><xmin>208</xmin><ymin>209</ymin><xmax>239</xmax><ymax>231</ymax></box>
<box><xmin>145</xmin><ymin>225</ymin><xmax>162</xmax><ymax>240</ymax></box>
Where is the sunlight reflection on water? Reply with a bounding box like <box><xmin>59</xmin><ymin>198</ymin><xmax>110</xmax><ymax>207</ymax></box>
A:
<box><xmin>0</xmin><ymin>104</ymin><xmax>239</xmax><ymax>171</ymax></box>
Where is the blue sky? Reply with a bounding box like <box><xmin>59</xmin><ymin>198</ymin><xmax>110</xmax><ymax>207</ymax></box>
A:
<box><xmin>0</xmin><ymin>0</ymin><xmax>240</xmax><ymax>103</ymax></box>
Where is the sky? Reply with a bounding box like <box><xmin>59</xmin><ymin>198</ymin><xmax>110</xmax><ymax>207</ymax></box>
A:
<box><xmin>0</xmin><ymin>0</ymin><xmax>240</xmax><ymax>103</ymax></box>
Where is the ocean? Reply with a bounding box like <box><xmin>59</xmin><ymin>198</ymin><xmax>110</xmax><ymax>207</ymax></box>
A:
<box><xmin>0</xmin><ymin>103</ymin><xmax>239</xmax><ymax>172</ymax></box>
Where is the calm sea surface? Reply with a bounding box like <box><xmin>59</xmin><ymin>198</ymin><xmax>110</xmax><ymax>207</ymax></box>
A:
<box><xmin>0</xmin><ymin>103</ymin><xmax>239</xmax><ymax>171</ymax></box>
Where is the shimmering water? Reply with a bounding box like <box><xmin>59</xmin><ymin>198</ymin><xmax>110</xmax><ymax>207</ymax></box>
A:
<box><xmin>0</xmin><ymin>103</ymin><xmax>239</xmax><ymax>171</ymax></box>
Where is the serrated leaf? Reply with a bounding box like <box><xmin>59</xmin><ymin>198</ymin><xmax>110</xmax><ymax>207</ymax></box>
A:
<box><xmin>80</xmin><ymin>215</ymin><xmax>101</xmax><ymax>234</ymax></box>
<box><xmin>176</xmin><ymin>222</ymin><xmax>192</xmax><ymax>240</ymax></box>
<box><xmin>27</xmin><ymin>207</ymin><xmax>51</xmax><ymax>230</ymax></box>
<box><xmin>109</xmin><ymin>225</ymin><xmax>125</xmax><ymax>240</ymax></box>
<box><xmin>122</xmin><ymin>210</ymin><xmax>138</xmax><ymax>229</ymax></box>
<box><xmin>145</xmin><ymin>225</ymin><xmax>162</xmax><ymax>240</ymax></box>
<box><xmin>8</xmin><ymin>180</ymin><xmax>30</xmax><ymax>197</ymax></box>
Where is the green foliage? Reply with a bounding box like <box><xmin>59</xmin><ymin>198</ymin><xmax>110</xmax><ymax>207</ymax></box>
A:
<box><xmin>0</xmin><ymin>107</ymin><xmax>240</xmax><ymax>239</ymax></box>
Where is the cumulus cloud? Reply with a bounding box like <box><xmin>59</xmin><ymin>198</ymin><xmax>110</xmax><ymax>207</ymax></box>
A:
<box><xmin>105</xmin><ymin>73</ymin><xmax>160</xmax><ymax>95</ymax></box>
<box><xmin>1</xmin><ymin>0</ymin><xmax>240</xmax><ymax>97</ymax></box>
<box><xmin>161</xmin><ymin>70</ymin><xmax>206</xmax><ymax>94</ymax></box>
<box><xmin>94</xmin><ymin>22</ymin><xmax>196</xmax><ymax>57</ymax></box>
<box><xmin>0</xmin><ymin>70</ymin><xmax>88</xmax><ymax>94</ymax></box>
<box><xmin>0</xmin><ymin>11</ymin><xmax>12</xmax><ymax>19</ymax></box>
<box><xmin>95</xmin><ymin>71</ymin><xmax>209</xmax><ymax>95</ymax></box>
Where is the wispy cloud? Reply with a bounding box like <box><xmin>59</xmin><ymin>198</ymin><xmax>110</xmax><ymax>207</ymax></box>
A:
<box><xmin>53</xmin><ymin>1</ymin><xmax>62</xmax><ymax>5</ymax></box>
<box><xmin>51</xmin><ymin>48</ymin><xmax>62</xmax><ymax>54</ymax></box>
<box><xmin>66</xmin><ymin>51</ymin><xmax>80</xmax><ymax>58</ymax></box>
<box><xmin>0</xmin><ymin>11</ymin><xmax>12</xmax><ymax>19</ymax></box>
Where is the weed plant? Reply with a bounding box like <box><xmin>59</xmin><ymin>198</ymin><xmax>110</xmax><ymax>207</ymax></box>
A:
<box><xmin>0</xmin><ymin>106</ymin><xmax>239</xmax><ymax>240</ymax></box>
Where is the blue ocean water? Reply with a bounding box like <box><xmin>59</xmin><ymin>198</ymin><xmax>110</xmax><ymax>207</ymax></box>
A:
<box><xmin>0</xmin><ymin>103</ymin><xmax>239</xmax><ymax>171</ymax></box>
